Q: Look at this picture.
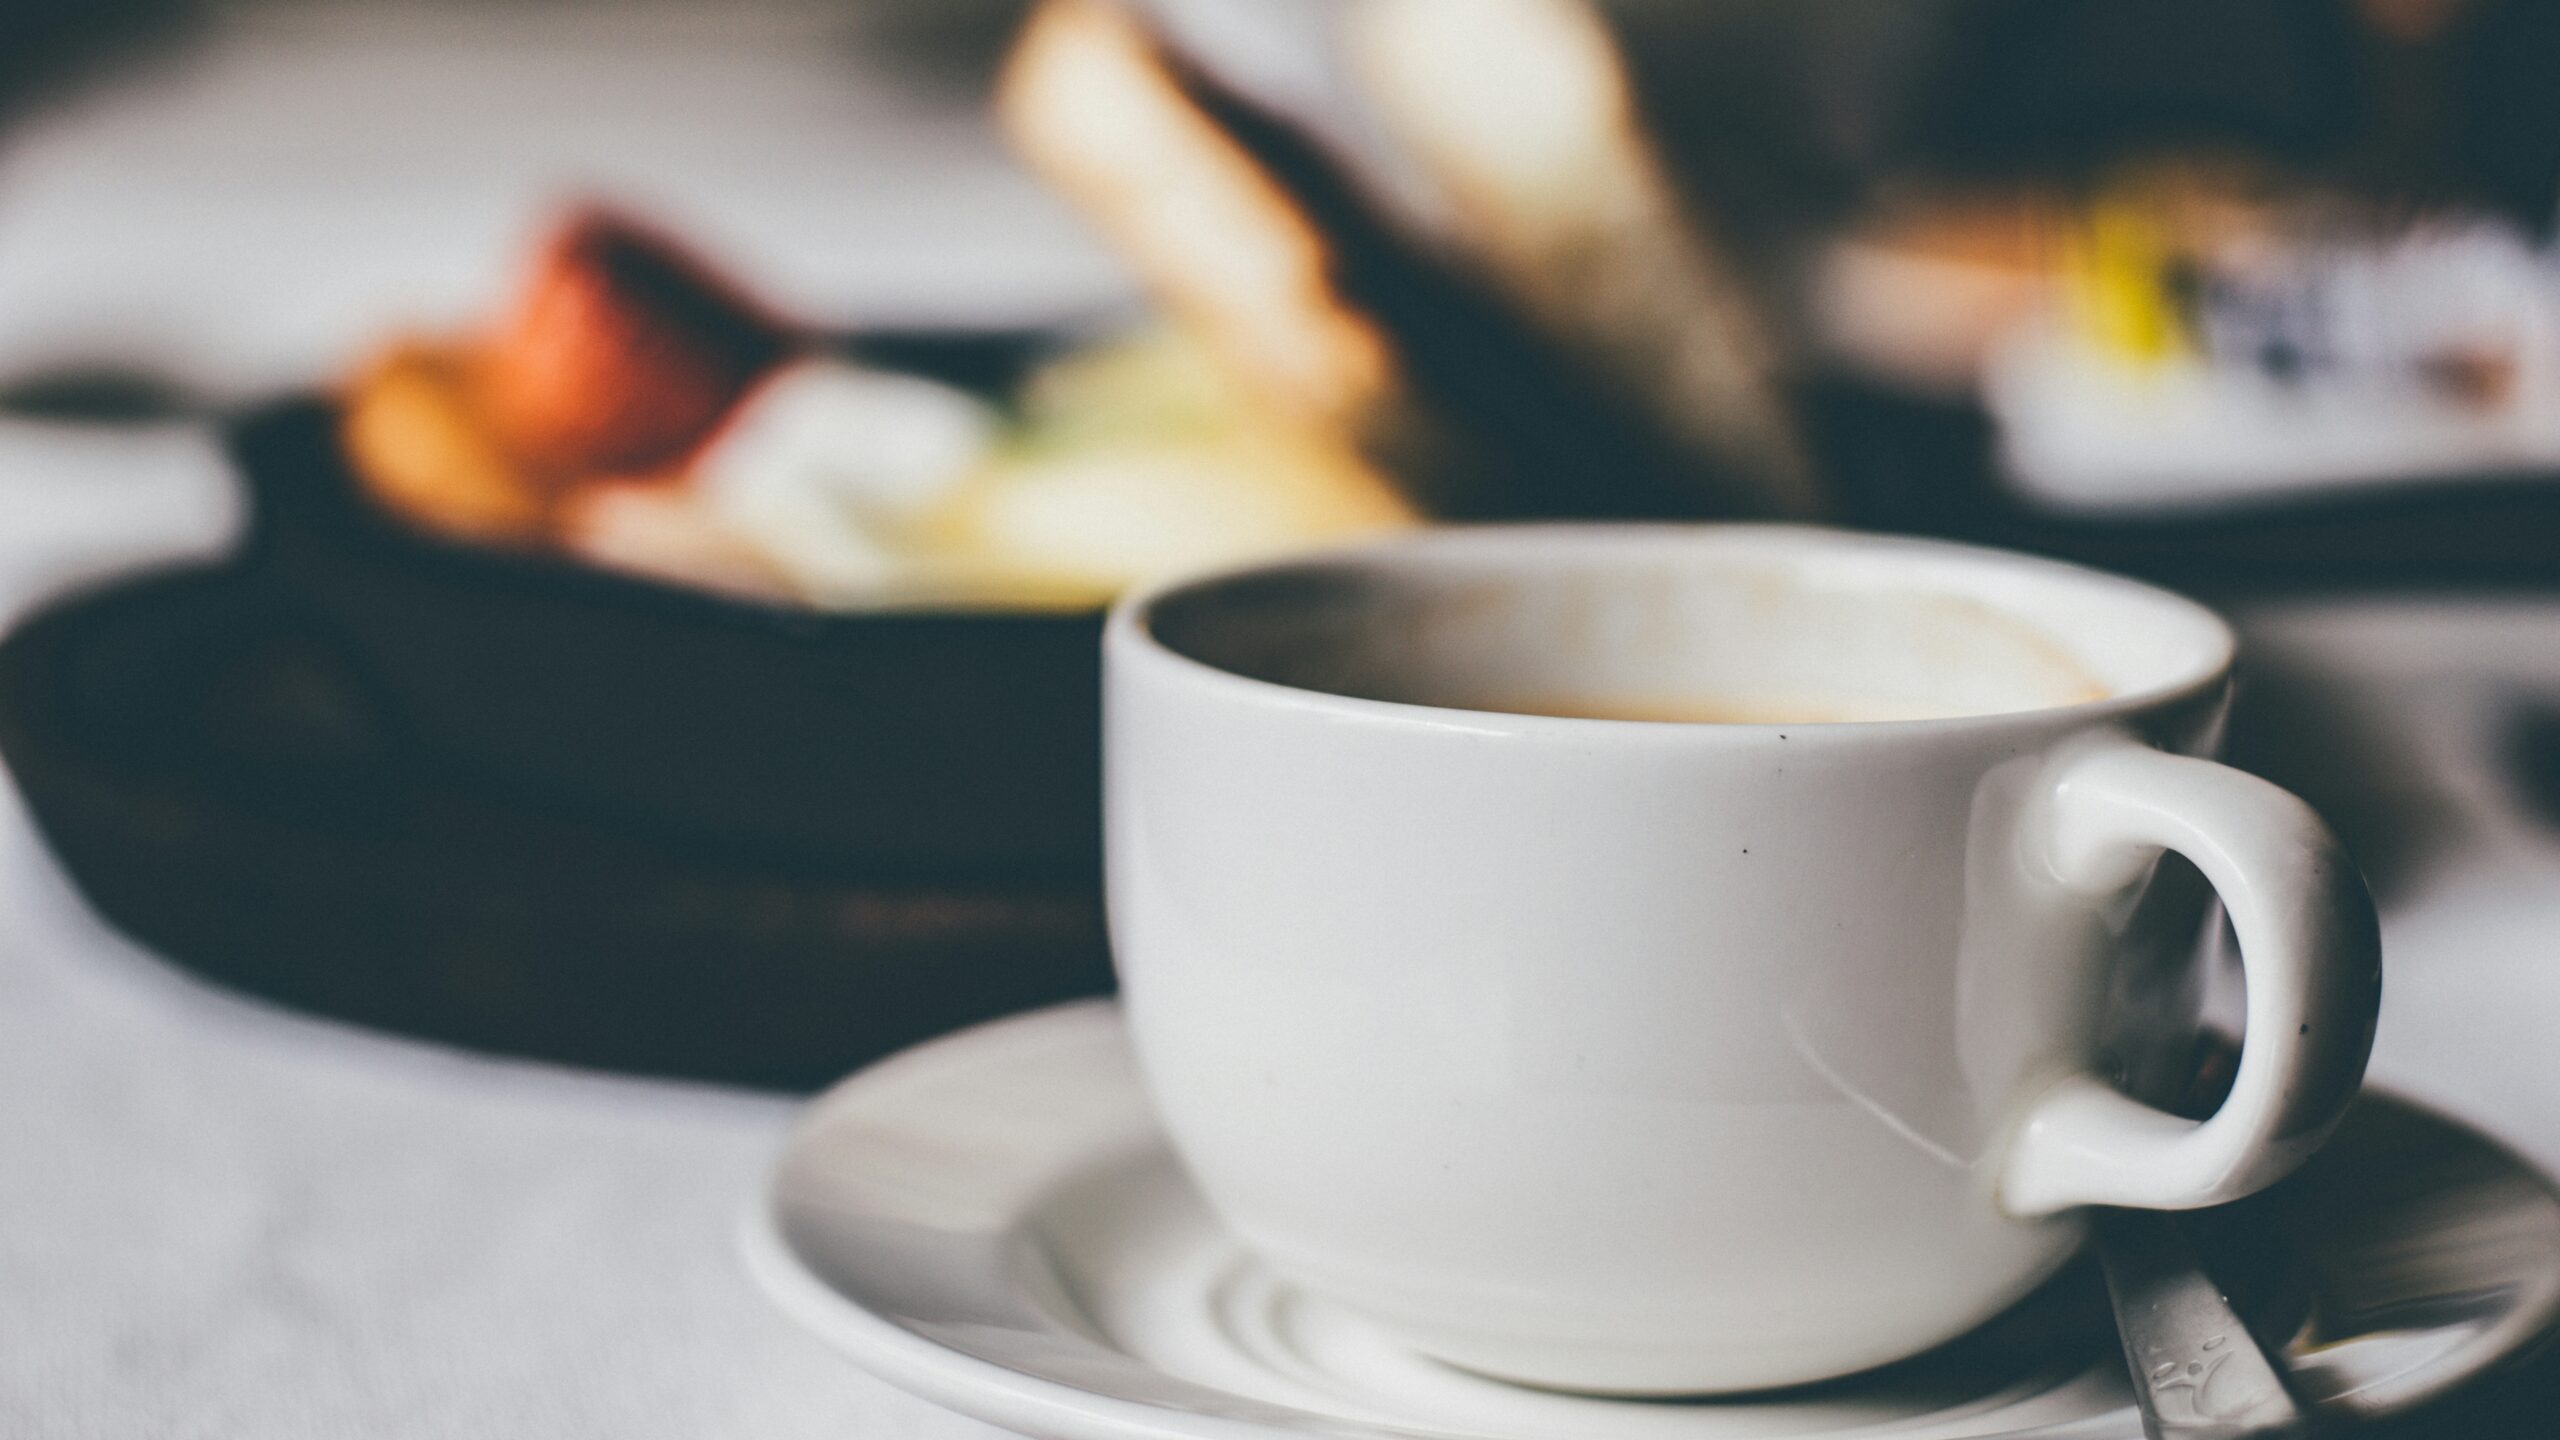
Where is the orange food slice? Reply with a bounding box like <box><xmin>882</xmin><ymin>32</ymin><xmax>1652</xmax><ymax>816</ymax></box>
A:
<box><xmin>475</xmin><ymin>207</ymin><xmax>794</xmax><ymax>477</ymax></box>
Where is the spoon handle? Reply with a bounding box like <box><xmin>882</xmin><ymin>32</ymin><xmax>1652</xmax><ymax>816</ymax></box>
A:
<box><xmin>2092</xmin><ymin>1207</ymin><xmax>2312</xmax><ymax>1440</ymax></box>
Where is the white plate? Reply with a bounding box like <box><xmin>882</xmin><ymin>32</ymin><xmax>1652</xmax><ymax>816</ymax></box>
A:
<box><xmin>745</xmin><ymin>1002</ymin><xmax>2560</xmax><ymax>1440</ymax></box>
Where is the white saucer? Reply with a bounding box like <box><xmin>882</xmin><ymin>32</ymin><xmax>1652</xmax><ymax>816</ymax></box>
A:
<box><xmin>744</xmin><ymin>1002</ymin><xmax>2560</xmax><ymax>1440</ymax></box>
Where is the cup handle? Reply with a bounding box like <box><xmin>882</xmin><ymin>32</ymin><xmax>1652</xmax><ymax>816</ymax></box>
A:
<box><xmin>1998</xmin><ymin>735</ymin><xmax>2382</xmax><ymax>1218</ymax></box>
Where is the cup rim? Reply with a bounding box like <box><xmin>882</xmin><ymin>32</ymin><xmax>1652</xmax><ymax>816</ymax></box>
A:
<box><xmin>1106</xmin><ymin>523</ymin><xmax>2238</xmax><ymax>740</ymax></box>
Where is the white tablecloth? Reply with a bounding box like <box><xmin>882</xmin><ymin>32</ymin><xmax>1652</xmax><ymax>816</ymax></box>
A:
<box><xmin>6</xmin><ymin>7</ymin><xmax>2560</xmax><ymax>1438</ymax></box>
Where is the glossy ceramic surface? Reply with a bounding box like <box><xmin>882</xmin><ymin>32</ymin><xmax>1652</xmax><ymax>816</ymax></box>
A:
<box><xmin>1104</xmin><ymin>526</ymin><xmax>2380</xmax><ymax>1390</ymax></box>
<box><xmin>747</xmin><ymin>1003</ymin><xmax>2560</xmax><ymax>1440</ymax></box>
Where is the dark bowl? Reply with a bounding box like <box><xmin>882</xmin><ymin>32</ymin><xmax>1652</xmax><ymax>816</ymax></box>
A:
<box><xmin>0</xmin><ymin>565</ymin><xmax>1112</xmax><ymax>1089</ymax></box>
<box><xmin>232</xmin><ymin>331</ymin><xmax>1105</xmax><ymax>882</ymax></box>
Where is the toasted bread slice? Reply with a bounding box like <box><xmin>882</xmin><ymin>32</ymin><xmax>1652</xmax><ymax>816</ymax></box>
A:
<box><xmin>999</xmin><ymin>0</ymin><xmax>1782</xmax><ymax>521</ymax></box>
<box><xmin>1352</xmin><ymin>0</ymin><xmax>1818</xmax><ymax>516</ymax></box>
<box><xmin>999</xmin><ymin>0</ymin><xmax>1394</xmax><ymax>430</ymax></box>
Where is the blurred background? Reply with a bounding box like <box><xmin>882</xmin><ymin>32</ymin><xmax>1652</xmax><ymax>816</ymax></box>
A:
<box><xmin>3</xmin><ymin>0</ymin><xmax>2560</xmax><ymax>1107</ymax></box>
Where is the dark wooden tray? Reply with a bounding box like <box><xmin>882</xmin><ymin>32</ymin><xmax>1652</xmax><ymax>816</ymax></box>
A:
<box><xmin>232</xmin><ymin>329</ymin><xmax>1106</xmax><ymax>876</ymax></box>
<box><xmin>0</xmin><ymin>565</ymin><xmax>1113</xmax><ymax>1090</ymax></box>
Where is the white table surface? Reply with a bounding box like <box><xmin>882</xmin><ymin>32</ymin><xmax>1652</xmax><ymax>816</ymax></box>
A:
<box><xmin>6</xmin><ymin>7</ymin><xmax>2560</xmax><ymax>1437</ymax></box>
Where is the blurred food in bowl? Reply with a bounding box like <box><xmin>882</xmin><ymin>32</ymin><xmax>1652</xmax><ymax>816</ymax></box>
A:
<box><xmin>340</xmin><ymin>207</ymin><xmax>1419</xmax><ymax>613</ymax></box>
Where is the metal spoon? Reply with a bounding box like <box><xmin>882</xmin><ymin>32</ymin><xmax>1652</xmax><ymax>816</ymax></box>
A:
<box><xmin>2089</xmin><ymin>1019</ymin><xmax>2311</xmax><ymax>1440</ymax></box>
<box><xmin>2093</xmin><ymin>1206</ymin><xmax>2312</xmax><ymax>1439</ymax></box>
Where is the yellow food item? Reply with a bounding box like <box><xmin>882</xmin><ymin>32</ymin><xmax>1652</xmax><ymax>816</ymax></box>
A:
<box><xmin>940</xmin><ymin>432</ymin><xmax>1411</xmax><ymax>597</ymax></box>
<box><xmin>931</xmin><ymin>331</ymin><xmax>1418</xmax><ymax>597</ymax></box>
<box><xmin>2068</xmin><ymin>196</ymin><xmax>2189</xmax><ymax>368</ymax></box>
<box><xmin>342</xmin><ymin>342</ymin><xmax>549</xmax><ymax>544</ymax></box>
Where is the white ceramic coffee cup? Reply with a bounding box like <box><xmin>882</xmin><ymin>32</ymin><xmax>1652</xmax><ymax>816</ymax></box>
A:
<box><xmin>1103</xmin><ymin>525</ymin><xmax>2380</xmax><ymax>1395</ymax></box>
